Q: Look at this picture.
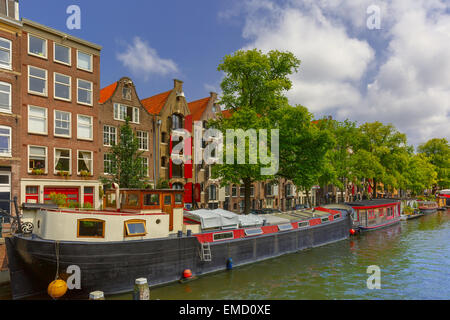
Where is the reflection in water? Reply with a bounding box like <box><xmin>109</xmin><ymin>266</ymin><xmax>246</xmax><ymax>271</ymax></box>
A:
<box><xmin>1</xmin><ymin>211</ymin><xmax>449</xmax><ymax>300</ymax></box>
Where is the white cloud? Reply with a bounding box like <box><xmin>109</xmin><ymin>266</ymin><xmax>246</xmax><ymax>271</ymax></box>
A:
<box><xmin>116</xmin><ymin>37</ymin><xmax>178</xmax><ymax>80</ymax></box>
<box><xmin>227</xmin><ymin>0</ymin><xmax>450</xmax><ymax>146</ymax></box>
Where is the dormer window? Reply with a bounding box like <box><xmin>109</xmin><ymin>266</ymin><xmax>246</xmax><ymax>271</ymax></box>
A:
<box><xmin>172</xmin><ymin>114</ymin><xmax>183</xmax><ymax>130</ymax></box>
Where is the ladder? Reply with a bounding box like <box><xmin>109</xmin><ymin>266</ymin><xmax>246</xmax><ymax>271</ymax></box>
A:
<box><xmin>200</xmin><ymin>242</ymin><xmax>212</xmax><ymax>262</ymax></box>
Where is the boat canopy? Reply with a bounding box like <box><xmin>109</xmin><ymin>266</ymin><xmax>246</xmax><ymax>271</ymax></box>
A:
<box><xmin>184</xmin><ymin>209</ymin><xmax>239</xmax><ymax>230</ymax></box>
<box><xmin>236</xmin><ymin>213</ymin><xmax>265</xmax><ymax>228</ymax></box>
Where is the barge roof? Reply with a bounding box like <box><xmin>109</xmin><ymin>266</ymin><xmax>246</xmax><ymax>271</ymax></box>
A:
<box><xmin>346</xmin><ymin>199</ymin><xmax>400</xmax><ymax>207</ymax></box>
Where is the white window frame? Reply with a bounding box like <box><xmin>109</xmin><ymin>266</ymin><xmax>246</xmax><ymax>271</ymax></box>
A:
<box><xmin>28</xmin><ymin>105</ymin><xmax>48</xmax><ymax>135</ymax></box>
<box><xmin>137</xmin><ymin>131</ymin><xmax>148</xmax><ymax>151</ymax></box>
<box><xmin>77</xmin><ymin>79</ymin><xmax>93</xmax><ymax>106</ymax></box>
<box><xmin>77</xmin><ymin>114</ymin><xmax>93</xmax><ymax>141</ymax></box>
<box><xmin>53</xmin><ymin>72</ymin><xmax>72</xmax><ymax>102</ymax></box>
<box><xmin>27</xmin><ymin>34</ymin><xmax>47</xmax><ymax>59</ymax></box>
<box><xmin>0</xmin><ymin>125</ymin><xmax>11</xmax><ymax>157</ymax></box>
<box><xmin>28</xmin><ymin>145</ymin><xmax>48</xmax><ymax>174</ymax></box>
<box><xmin>28</xmin><ymin>65</ymin><xmax>48</xmax><ymax>96</ymax></box>
<box><xmin>133</xmin><ymin>107</ymin><xmax>139</xmax><ymax>124</ymax></box>
<box><xmin>0</xmin><ymin>81</ymin><xmax>11</xmax><ymax>114</ymax></box>
<box><xmin>113</xmin><ymin>103</ymin><xmax>139</xmax><ymax>123</ymax></box>
<box><xmin>77</xmin><ymin>50</ymin><xmax>93</xmax><ymax>72</ymax></box>
<box><xmin>54</xmin><ymin>110</ymin><xmax>72</xmax><ymax>138</ymax></box>
<box><xmin>54</xmin><ymin>148</ymin><xmax>72</xmax><ymax>174</ymax></box>
<box><xmin>0</xmin><ymin>37</ymin><xmax>12</xmax><ymax>70</ymax></box>
<box><xmin>103</xmin><ymin>125</ymin><xmax>117</xmax><ymax>147</ymax></box>
<box><xmin>141</xmin><ymin>157</ymin><xmax>149</xmax><ymax>177</ymax></box>
<box><xmin>103</xmin><ymin>153</ymin><xmax>115</xmax><ymax>175</ymax></box>
<box><xmin>77</xmin><ymin>150</ymin><xmax>93</xmax><ymax>175</ymax></box>
<box><xmin>53</xmin><ymin>42</ymin><xmax>71</xmax><ymax>66</ymax></box>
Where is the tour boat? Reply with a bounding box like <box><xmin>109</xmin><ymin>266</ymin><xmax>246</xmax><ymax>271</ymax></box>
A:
<box><xmin>417</xmin><ymin>201</ymin><xmax>438</xmax><ymax>214</ymax></box>
<box><xmin>345</xmin><ymin>199</ymin><xmax>401</xmax><ymax>232</ymax></box>
<box><xmin>5</xmin><ymin>187</ymin><xmax>351</xmax><ymax>300</ymax></box>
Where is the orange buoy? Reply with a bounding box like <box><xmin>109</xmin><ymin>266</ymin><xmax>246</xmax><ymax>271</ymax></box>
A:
<box><xmin>350</xmin><ymin>229</ymin><xmax>356</xmax><ymax>235</ymax></box>
<box><xmin>48</xmin><ymin>279</ymin><xmax>68</xmax><ymax>299</ymax></box>
<box><xmin>183</xmin><ymin>269</ymin><xmax>192</xmax><ymax>279</ymax></box>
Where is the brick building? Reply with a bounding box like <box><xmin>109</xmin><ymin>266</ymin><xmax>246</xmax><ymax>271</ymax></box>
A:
<box><xmin>98</xmin><ymin>77</ymin><xmax>155</xmax><ymax>186</ymax></box>
<box><xmin>0</xmin><ymin>0</ymin><xmax>21</xmax><ymax>222</ymax></box>
<box><xmin>19</xmin><ymin>18</ymin><xmax>102</xmax><ymax>209</ymax></box>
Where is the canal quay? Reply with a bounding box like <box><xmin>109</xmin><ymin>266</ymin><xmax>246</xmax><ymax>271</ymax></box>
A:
<box><xmin>1</xmin><ymin>209</ymin><xmax>448</xmax><ymax>301</ymax></box>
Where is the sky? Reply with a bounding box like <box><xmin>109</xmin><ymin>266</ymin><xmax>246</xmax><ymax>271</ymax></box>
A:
<box><xmin>20</xmin><ymin>0</ymin><xmax>450</xmax><ymax>148</ymax></box>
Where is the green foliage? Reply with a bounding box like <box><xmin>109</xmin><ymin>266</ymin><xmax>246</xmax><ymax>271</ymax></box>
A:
<box><xmin>49</xmin><ymin>192</ymin><xmax>67</xmax><ymax>207</ymax></box>
<box><xmin>101</xmin><ymin>118</ymin><xmax>147</xmax><ymax>189</ymax></box>
<box><xmin>418</xmin><ymin>138</ymin><xmax>450</xmax><ymax>189</ymax></box>
<box><xmin>156</xmin><ymin>179</ymin><xmax>170</xmax><ymax>189</ymax></box>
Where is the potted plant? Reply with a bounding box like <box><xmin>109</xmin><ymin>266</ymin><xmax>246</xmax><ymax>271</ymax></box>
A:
<box><xmin>57</xmin><ymin>170</ymin><xmax>70</xmax><ymax>178</ymax></box>
<box><xmin>31</xmin><ymin>168</ymin><xmax>45</xmax><ymax>175</ymax></box>
<box><xmin>80</xmin><ymin>170</ymin><xmax>91</xmax><ymax>178</ymax></box>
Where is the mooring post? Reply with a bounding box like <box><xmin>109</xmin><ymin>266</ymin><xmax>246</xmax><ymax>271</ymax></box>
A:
<box><xmin>133</xmin><ymin>278</ymin><xmax>150</xmax><ymax>300</ymax></box>
<box><xmin>89</xmin><ymin>291</ymin><xmax>105</xmax><ymax>300</ymax></box>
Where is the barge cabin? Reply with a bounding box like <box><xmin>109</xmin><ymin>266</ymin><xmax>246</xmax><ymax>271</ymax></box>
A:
<box><xmin>417</xmin><ymin>201</ymin><xmax>438</xmax><ymax>214</ymax></box>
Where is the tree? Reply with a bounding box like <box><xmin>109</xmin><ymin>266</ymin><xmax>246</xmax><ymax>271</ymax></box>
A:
<box><xmin>101</xmin><ymin>119</ymin><xmax>148</xmax><ymax>189</ymax></box>
<box><xmin>403</xmin><ymin>153</ymin><xmax>437</xmax><ymax>196</ymax></box>
<box><xmin>417</xmin><ymin>138</ymin><xmax>450</xmax><ymax>190</ymax></box>
<box><xmin>275</xmin><ymin>105</ymin><xmax>335</xmax><ymax>207</ymax></box>
<box><xmin>354</xmin><ymin>122</ymin><xmax>411</xmax><ymax>197</ymax></box>
<box><xmin>211</xmin><ymin>49</ymin><xmax>301</xmax><ymax>214</ymax></box>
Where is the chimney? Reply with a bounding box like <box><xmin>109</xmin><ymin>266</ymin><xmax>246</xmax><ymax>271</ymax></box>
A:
<box><xmin>174</xmin><ymin>79</ymin><xmax>183</xmax><ymax>92</ymax></box>
<box><xmin>209</xmin><ymin>92</ymin><xmax>217</xmax><ymax>101</ymax></box>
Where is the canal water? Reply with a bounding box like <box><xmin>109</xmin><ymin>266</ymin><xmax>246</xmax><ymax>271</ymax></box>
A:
<box><xmin>1</xmin><ymin>210</ymin><xmax>449</xmax><ymax>300</ymax></box>
<box><xmin>111</xmin><ymin>210</ymin><xmax>450</xmax><ymax>300</ymax></box>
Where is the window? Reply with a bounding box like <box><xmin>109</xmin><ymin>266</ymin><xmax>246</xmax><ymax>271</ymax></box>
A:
<box><xmin>103</xmin><ymin>125</ymin><xmax>117</xmax><ymax>146</ymax></box>
<box><xmin>113</xmin><ymin>103</ymin><xmax>139</xmax><ymax>123</ymax></box>
<box><xmin>77</xmin><ymin>115</ymin><xmax>93</xmax><ymax>140</ymax></box>
<box><xmin>278</xmin><ymin>224</ymin><xmax>293</xmax><ymax>232</ymax></box>
<box><xmin>54</xmin><ymin>73</ymin><xmax>71</xmax><ymax>101</ymax></box>
<box><xmin>126</xmin><ymin>193</ymin><xmax>139</xmax><ymax>207</ymax></box>
<box><xmin>0</xmin><ymin>82</ymin><xmax>11</xmax><ymax>113</ymax></box>
<box><xmin>0</xmin><ymin>126</ymin><xmax>11</xmax><ymax>157</ymax></box>
<box><xmin>28</xmin><ymin>34</ymin><xmax>47</xmax><ymax>58</ymax></box>
<box><xmin>172</xmin><ymin>183</ymin><xmax>183</xmax><ymax>190</ymax></box>
<box><xmin>232</xmin><ymin>185</ymin><xmax>237</xmax><ymax>197</ymax></box>
<box><xmin>124</xmin><ymin>220</ymin><xmax>147</xmax><ymax>237</ymax></box>
<box><xmin>54</xmin><ymin>149</ymin><xmax>71</xmax><ymax>173</ymax></box>
<box><xmin>140</xmin><ymin>157</ymin><xmax>148</xmax><ymax>177</ymax></box>
<box><xmin>0</xmin><ymin>37</ymin><xmax>11</xmax><ymax>70</ymax></box>
<box><xmin>137</xmin><ymin>131</ymin><xmax>148</xmax><ymax>150</ymax></box>
<box><xmin>28</xmin><ymin>146</ymin><xmax>47</xmax><ymax>173</ymax></box>
<box><xmin>77</xmin><ymin>79</ymin><xmax>93</xmax><ymax>105</ymax></box>
<box><xmin>172</xmin><ymin>114</ymin><xmax>183</xmax><ymax>129</ymax></box>
<box><xmin>240</xmin><ymin>186</ymin><xmax>245</xmax><ymax>197</ymax></box>
<box><xmin>244</xmin><ymin>228</ymin><xmax>263</xmax><ymax>237</ymax></box>
<box><xmin>54</xmin><ymin>110</ymin><xmax>71</xmax><ymax>137</ymax></box>
<box><xmin>28</xmin><ymin>66</ymin><xmax>47</xmax><ymax>95</ymax></box>
<box><xmin>28</xmin><ymin>106</ymin><xmax>47</xmax><ymax>134</ymax></box>
<box><xmin>144</xmin><ymin>193</ymin><xmax>159</xmax><ymax>206</ymax></box>
<box><xmin>77</xmin><ymin>219</ymin><xmax>104</xmax><ymax>238</ymax></box>
<box><xmin>175</xmin><ymin>193</ymin><xmax>183</xmax><ymax>205</ymax></box>
<box><xmin>213</xmin><ymin>231</ymin><xmax>234</xmax><ymax>242</ymax></box>
<box><xmin>54</xmin><ymin>43</ymin><xmax>71</xmax><ymax>65</ymax></box>
<box><xmin>209</xmin><ymin>185</ymin><xmax>217</xmax><ymax>201</ymax></box>
<box><xmin>161</xmin><ymin>156</ymin><xmax>167</xmax><ymax>168</ymax></box>
<box><xmin>103</xmin><ymin>153</ymin><xmax>115</xmax><ymax>174</ymax></box>
<box><xmin>78</xmin><ymin>150</ymin><xmax>93</xmax><ymax>174</ymax></box>
<box><xmin>164</xmin><ymin>195</ymin><xmax>172</xmax><ymax>205</ymax></box>
<box><xmin>77</xmin><ymin>50</ymin><xmax>92</xmax><ymax>71</ymax></box>
<box><xmin>123</xmin><ymin>86</ymin><xmax>131</xmax><ymax>100</ymax></box>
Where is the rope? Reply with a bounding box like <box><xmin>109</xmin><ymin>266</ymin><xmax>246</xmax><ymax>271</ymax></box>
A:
<box><xmin>55</xmin><ymin>240</ymin><xmax>60</xmax><ymax>280</ymax></box>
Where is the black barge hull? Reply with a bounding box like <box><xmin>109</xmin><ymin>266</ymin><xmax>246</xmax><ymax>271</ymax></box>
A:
<box><xmin>6</xmin><ymin>213</ymin><xmax>351</xmax><ymax>299</ymax></box>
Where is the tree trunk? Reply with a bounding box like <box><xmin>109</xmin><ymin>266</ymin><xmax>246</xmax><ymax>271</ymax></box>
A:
<box><xmin>243</xmin><ymin>177</ymin><xmax>252</xmax><ymax>215</ymax></box>
<box><xmin>372</xmin><ymin>178</ymin><xmax>377</xmax><ymax>199</ymax></box>
<box><xmin>305</xmin><ymin>188</ymin><xmax>312</xmax><ymax>208</ymax></box>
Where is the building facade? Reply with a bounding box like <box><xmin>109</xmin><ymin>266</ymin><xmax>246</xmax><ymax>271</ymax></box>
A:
<box><xmin>0</xmin><ymin>0</ymin><xmax>21</xmax><ymax>224</ymax></box>
<box><xmin>19</xmin><ymin>19</ymin><xmax>102</xmax><ymax>209</ymax></box>
<box><xmin>98</xmin><ymin>77</ymin><xmax>155</xmax><ymax>187</ymax></box>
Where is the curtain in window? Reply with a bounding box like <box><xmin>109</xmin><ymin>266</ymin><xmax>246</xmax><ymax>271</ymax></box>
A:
<box><xmin>81</xmin><ymin>152</ymin><xmax>91</xmax><ymax>172</ymax></box>
<box><xmin>54</xmin><ymin>149</ymin><xmax>61</xmax><ymax>170</ymax></box>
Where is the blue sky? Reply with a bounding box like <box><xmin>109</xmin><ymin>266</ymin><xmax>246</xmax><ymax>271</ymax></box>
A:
<box><xmin>21</xmin><ymin>0</ymin><xmax>450</xmax><ymax>147</ymax></box>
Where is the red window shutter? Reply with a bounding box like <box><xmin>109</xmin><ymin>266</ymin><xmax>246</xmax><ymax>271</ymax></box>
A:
<box><xmin>184</xmin><ymin>183</ymin><xmax>193</xmax><ymax>203</ymax></box>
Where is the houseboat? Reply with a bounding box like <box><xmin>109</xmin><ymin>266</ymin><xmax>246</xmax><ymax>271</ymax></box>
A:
<box><xmin>5</xmin><ymin>187</ymin><xmax>351</xmax><ymax>300</ymax></box>
<box><xmin>345</xmin><ymin>199</ymin><xmax>401</xmax><ymax>232</ymax></box>
<box><xmin>417</xmin><ymin>201</ymin><xmax>438</xmax><ymax>214</ymax></box>
<box><xmin>400</xmin><ymin>200</ymin><xmax>424</xmax><ymax>221</ymax></box>
<box><xmin>437</xmin><ymin>190</ymin><xmax>450</xmax><ymax>210</ymax></box>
